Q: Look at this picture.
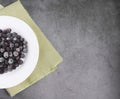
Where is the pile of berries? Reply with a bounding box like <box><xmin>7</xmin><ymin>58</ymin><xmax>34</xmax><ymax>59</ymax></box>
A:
<box><xmin>0</xmin><ymin>28</ymin><xmax>28</xmax><ymax>74</ymax></box>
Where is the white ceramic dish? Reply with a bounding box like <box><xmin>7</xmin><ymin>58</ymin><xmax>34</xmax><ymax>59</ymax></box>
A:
<box><xmin>0</xmin><ymin>16</ymin><xmax>39</xmax><ymax>89</ymax></box>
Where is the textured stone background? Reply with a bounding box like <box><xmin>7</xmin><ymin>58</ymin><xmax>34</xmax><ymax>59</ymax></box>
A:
<box><xmin>0</xmin><ymin>0</ymin><xmax>120</xmax><ymax>99</ymax></box>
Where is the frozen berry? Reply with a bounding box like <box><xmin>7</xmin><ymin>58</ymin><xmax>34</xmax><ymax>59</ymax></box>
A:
<box><xmin>0</xmin><ymin>38</ymin><xmax>2</xmax><ymax>42</ymax></box>
<box><xmin>6</xmin><ymin>47</ymin><xmax>10</xmax><ymax>51</ymax></box>
<box><xmin>13</xmin><ymin>51</ymin><xmax>19</xmax><ymax>57</ymax></box>
<box><xmin>15</xmin><ymin>43</ymin><xmax>19</xmax><ymax>47</ymax></box>
<box><xmin>16</xmin><ymin>48</ymin><xmax>20</xmax><ymax>52</ymax></box>
<box><xmin>18</xmin><ymin>60</ymin><xmax>23</xmax><ymax>65</ymax></box>
<box><xmin>3</xmin><ymin>28</ymin><xmax>11</xmax><ymax>34</ymax></box>
<box><xmin>14</xmin><ymin>63</ymin><xmax>19</xmax><ymax>67</ymax></box>
<box><xmin>0</xmin><ymin>48</ymin><xmax>5</xmax><ymax>53</ymax></box>
<box><xmin>0</xmin><ymin>29</ymin><xmax>2</xmax><ymax>33</ymax></box>
<box><xmin>20</xmin><ymin>38</ymin><xmax>24</xmax><ymax>42</ymax></box>
<box><xmin>23</xmin><ymin>48</ymin><xmax>28</xmax><ymax>53</ymax></box>
<box><xmin>4</xmin><ymin>60</ymin><xmax>8</xmax><ymax>65</ymax></box>
<box><xmin>6</xmin><ymin>37</ymin><xmax>10</xmax><ymax>41</ymax></box>
<box><xmin>13</xmin><ymin>37</ymin><xmax>17</xmax><ymax>41</ymax></box>
<box><xmin>3</xmin><ymin>52</ymin><xmax>9</xmax><ymax>58</ymax></box>
<box><xmin>20</xmin><ymin>53</ymin><xmax>25</xmax><ymax>58</ymax></box>
<box><xmin>16</xmin><ymin>56</ymin><xmax>20</xmax><ymax>60</ymax></box>
<box><xmin>12</xmin><ymin>32</ymin><xmax>17</xmax><ymax>37</ymax></box>
<box><xmin>8</xmin><ymin>58</ymin><xmax>14</xmax><ymax>64</ymax></box>
<box><xmin>0</xmin><ymin>68</ymin><xmax>4</xmax><ymax>74</ymax></box>
<box><xmin>9</xmin><ymin>52</ymin><xmax>13</xmax><ymax>57</ymax></box>
<box><xmin>10</xmin><ymin>43</ymin><xmax>14</xmax><ymax>48</ymax></box>
<box><xmin>0</xmin><ymin>57</ymin><xmax>4</xmax><ymax>62</ymax></box>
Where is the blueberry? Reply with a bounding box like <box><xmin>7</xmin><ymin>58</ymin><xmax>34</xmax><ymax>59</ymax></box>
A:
<box><xmin>0</xmin><ymin>64</ymin><xmax>3</xmax><ymax>67</ymax></box>
<box><xmin>16</xmin><ymin>56</ymin><xmax>20</xmax><ymax>60</ymax></box>
<box><xmin>4</xmin><ymin>42</ymin><xmax>9</xmax><ymax>47</ymax></box>
<box><xmin>6</xmin><ymin>47</ymin><xmax>10</xmax><ymax>51</ymax></box>
<box><xmin>16</xmin><ymin>48</ymin><xmax>20</xmax><ymax>52</ymax></box>
<box><xmin>20</xmin><ymin>53</ymin><xmax>25</xmax><ymax>58</ymax></box>
<box><xmin>6</xmin><ymin>37</ymin><xmax>10</xmax><ymax>41</ymax></box>
<box><xmin>17</xmin><ymin>35</ymin><xmax>21</xmax><ymax>39</ymax></box>
<box><xmin>0</xmin><ymin>38</ymin><xmax>2</xmax><ymax>42</ymax></box>
<box><xmin>3</xmin><ymin>52</ymin><xmax>9</xmax><ymax>58</ymax></box>
<box><xmin>0</xmin><ymin>29</ymin><xmax>2</xmax><ymax>33</ymax></box>
<box><xmin>23</xmin><ymin>44</ymin><xmax>28</xmax><ymax>48</ymax></box>
<box><xmin>23</xmin><ymin>48</ymin><xmax>28</xmax><ymax>53</ymax></box>
<box><xmin>15</xmin><ymin>43</ymin><xmax>19</xmax><ymax>47</ymax></box>
<box><xmin>0</xmin><ymin>53</ymin><xmax>2</xmax><ymax>57</ymax></box>
<box><xmin>0</xmin><ymin>57</ymin><xmax>4</xmax><ymax>62</ymax></box>
<box><xmin>3</xmin><ymin>28</ymin><xmax>11</xmax><ymax>34</ymax></box>
<box><xmin>20</xmin><ymin>38</ymin><xmax>24</xmax><ymax>42</ymax></box>
<box><xmin>10</xmin><ymin>43</ymin><xmax>14</xmax><ymax>48</ymax></box>
<box><xmin>3</xmin><ymin>64</ymin><xmax>8</xmax><ymax>68</ymax></box>
<box><xmin>12</xmin><ymin>65</ymin><xmax>16</xmax><ymax>69</ymax></box>
<box><xmin>13</xmin><ymin>37</ymin><xmax>17</xmax><ymax>41</ymax></box>
<box><xmin>4</xmin><ymin>68</ymin><xmax>8</xmax><ymax>73</ymax></box>
<box><xmin>12</xmin><ymin>32</ymin><xmax>17</xmax><ymax>37</ymax></box>
<box><xmin>7</xmin><ymin>33</ymin><xmax>12</xmax><ymax>37</ymax></box>
<box><xmin>19</xmin><ymin>42</ymin><xmax>23</xmax><ymax>46</ymax></box>
<box><xmin>2</xmin><ymin>33</ymin><xmax>7</xmax><ymax>38</ymax></box>
<box><xmin>0</xmin><ymin>33</ymin><xmax>2</xmax><ymax>37</ymax></box>
<box><xmin>7</xmin><ymin>65</ymin><xmax>13</xmax><ymax>71</ymax></box>
<box><xmin>19</xmin><ymin>46</ymin><xmax>23</xmax><ymax>51</ymax></box>
<box><xmin>14</xmin><ymin>63</ymin><xmax>19</xmax><ymax>67</ymax></box>
<box><xmin>0</xmin><ymin>67</ymin><xmax>4</xmax><ymax>74</ymax></box>
<box><xmin>0</xmin><ymin>48</ymin><xmax>5</xmax><ymax>53</ymax></box>
<box><xmin>4</xmin><ymin>60</ymin><xmax>8</xmax><ymax>65</ymax></box>
<box><xmin>18</xmin><ymin>59</ymin><xmax>23</xmax><ymax>65</ymax></box>
<box><xmin>13</xmin><ymin>51</ymin><xmax>19</xmax><ymax>57</ymax></box>
<box><xmin>9</xmin><ymin>52</ymin><xmax>13</xmax><ymax>57</ymax></box>
<box><xmin>8</xmin><ymin>58</ymin><xmax>14</xmax><ymax>64</ymax></box>
<box><xmin>2</xmin><ymin>38</ymin><xmax>5</xmax><ymax>41</ymax></box>
<box><xmin>23</xmin><ymin>41</ymin><xmax>27</xmax><ymax>45</ymax></box>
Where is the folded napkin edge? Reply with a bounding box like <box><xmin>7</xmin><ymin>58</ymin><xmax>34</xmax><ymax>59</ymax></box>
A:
<box><xmin>7</xmin><ymin>66</ymin><xmax>57</xmax><ymax>97</ymax></box>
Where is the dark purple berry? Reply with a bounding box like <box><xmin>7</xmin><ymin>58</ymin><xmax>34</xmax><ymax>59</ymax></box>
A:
<box><xmin>0</xmin><ymin>57</ymin><xmax>4</xmax><ymax>62</ymax></box>
<box><xmin>0</xmin><ymin>29</ymin><xmax>2</xmax><ymax>33</ymax></box>
<box><xmin>3</xmin><ymin>28</ymin><xmax>11</xmax><ymax>34</ymax></box>
<box><xmin>4</xmin><ymin>60</ymin><xmax>8</xmax><ymax>65</ymax></box>
<box><xmin>20</xmin><ymin>53</ymin><xmax>25</xmax><ymax>58</ymax></box>
<box><xmin>14</xmin><ymin>63</ymin><xmax>19</xmax><ymax>67</ymax></box>
<box><xmin>23</xmin><ymin>48</ymin><xmax>28</xmax><ymax>53</ymax></box>
<box><xmin>20</xmin><ymin>38</ymin><xmax>24</xmax><ymax>42</ymax></box>
<box><xmin>15</xmin><ymin>43</ymin><xmax>19</xmax><ymax>47</ymax></box>
<box><xmin>12</xmin><ymin>32</ymin><xmax>17</xmax><ymax>37</ymax></box>
<box><xmin>10</xmin><ymin>43</ymin><xmax>14</xmax><ymax>48</ymax></box>
<box><xmin>0</xmin><ymin>38</ymin><xmax>2</xmax><ymax>42</ymax></box>
<box><xmin>18</xmin><ymin>59</ymin><xmax>23</xmax><ymax>65</ymax></box>
<box><xmin>9</xmin><ymin>52</ymin><xmax>13</xmax><ymax>57</ymax></box>
<box><xmin>16</xmin><ymin>48</ymin><xmax>20</xmax><ymax>52</ymax></box>
<box><xmin>13</xmin><ymin>37</ymin><xmax>17</xmax><ymax>41</ymax></box>
<box><xmin>13</xmin><ymin>51</ymin><xmax>19</xmax><ymax>57</ymax></box>
<box><xmin>8</xmin><ymin>58</ymin><xmax>14</xmax><ymax>64</ymax></box>
<box><xmin>3</xmin><ymin>52</ymin><xmax>9</xmax><ymax>58</ymax></box>
<box><xmin>0</xmin><ymin>67</ymin><xmax>4</xmax><ymax>74</ymax></box>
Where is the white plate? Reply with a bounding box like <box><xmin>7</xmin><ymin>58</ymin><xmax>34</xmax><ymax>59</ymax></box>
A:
<box><xmin>0</xmin><ymin>16</ymin><xmax>39</xmax><ymax>88</ymax></box>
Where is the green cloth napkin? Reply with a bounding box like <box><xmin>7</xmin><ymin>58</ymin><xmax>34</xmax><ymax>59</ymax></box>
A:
<box><xmin>0</xmin><ymin>0</ymin><xmax>62</xmax><ymax>97</ymax></box>
<box><xmin>0</xmin><ymin>5</ymin><xmax>3</xmax><ymax>9</ymax></box>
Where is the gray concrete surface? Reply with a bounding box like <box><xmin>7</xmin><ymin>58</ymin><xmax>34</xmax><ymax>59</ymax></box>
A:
<box><xmin>0</xmin><ymin>0</ymin><xmax>120</xmax><ymax>99</ymax></box>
